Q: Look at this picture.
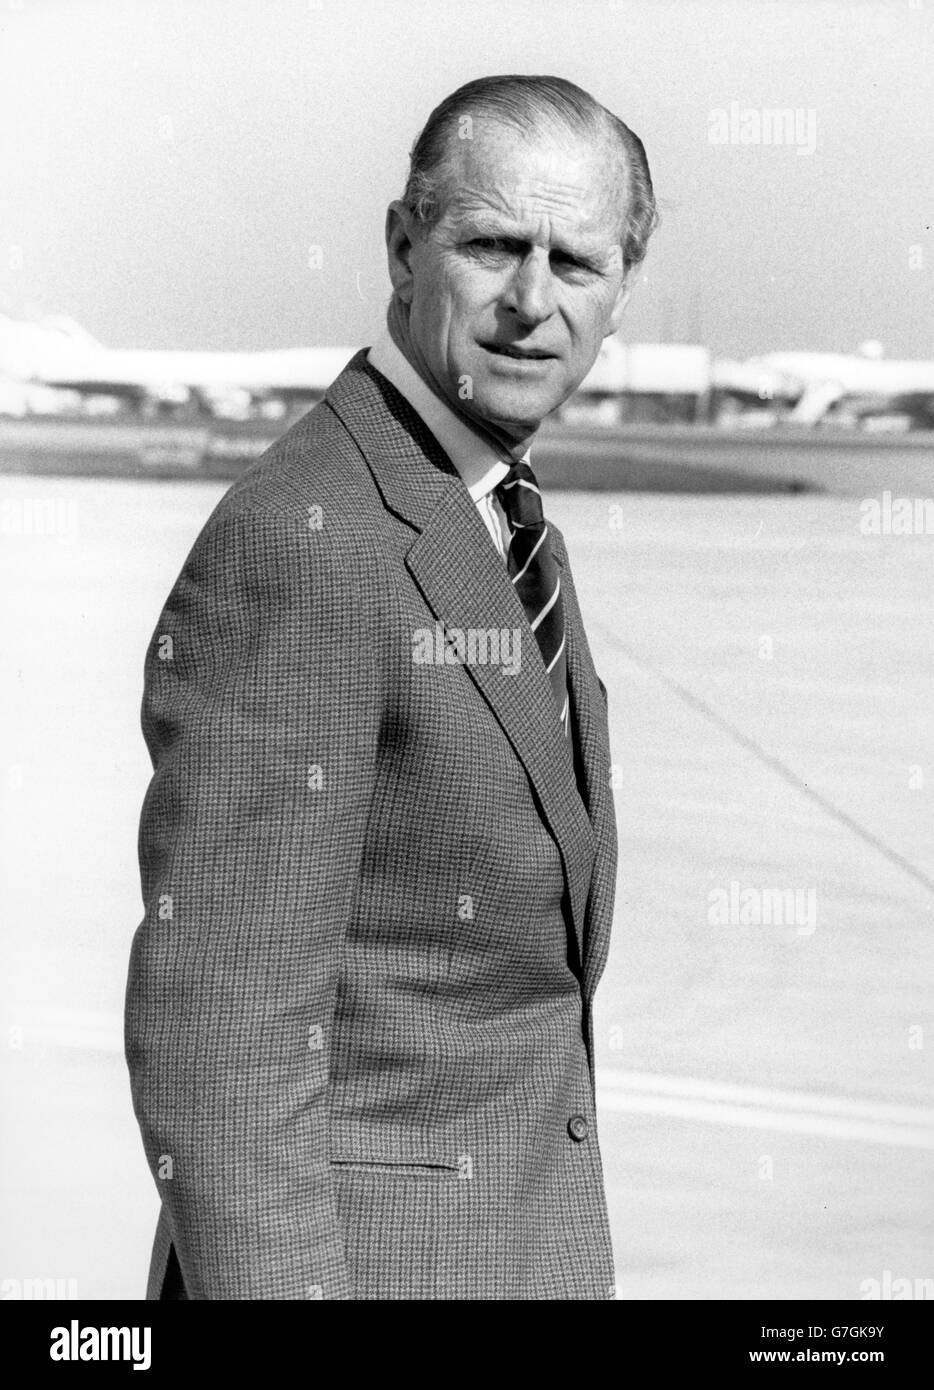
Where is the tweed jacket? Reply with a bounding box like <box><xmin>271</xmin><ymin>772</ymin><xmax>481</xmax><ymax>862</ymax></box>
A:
<box><xmin>124</xmin><ymin>349</ymin><xmax>618</xmax><ymax>1300</ymax></box>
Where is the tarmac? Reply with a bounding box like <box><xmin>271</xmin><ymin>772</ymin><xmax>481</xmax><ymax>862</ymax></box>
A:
<box><xmin>1</xmin><ymin>476</ymin><xmax>931</xmax><ymax>1299</ymax></box>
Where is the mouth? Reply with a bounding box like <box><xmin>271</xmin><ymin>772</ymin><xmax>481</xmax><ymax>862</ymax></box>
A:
<box><xmin>480</xmin><ymin>342</ymin><xmax>556</xmax><ymax>361</ymax></box>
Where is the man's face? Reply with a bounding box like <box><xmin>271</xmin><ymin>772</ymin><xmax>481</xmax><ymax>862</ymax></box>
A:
<box><xmin>388</xmin><ymin>122</ymin><xmax>633</xmax><ymax>445</ymax></box>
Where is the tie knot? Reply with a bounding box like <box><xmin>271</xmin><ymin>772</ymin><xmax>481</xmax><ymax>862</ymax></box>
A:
<box><xmin>496</xmin><ymin>459</ymin><xmax>545</xmax><ymax>530</ymax></box>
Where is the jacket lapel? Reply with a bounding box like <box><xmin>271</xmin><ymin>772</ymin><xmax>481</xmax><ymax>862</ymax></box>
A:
<box><xmin>550</xmin><ymin>531</ymin><xmax>606</xmax><ymax>827</ymax></box>
<box><xmin>551</xmin><ymin>528</ymin><xmax>617</xmax><ymax>996</ymax></box>
<box><xmin>326</xmin><ymin>352</ymin><xmax>596</xmax><ymax>963</ymax></box>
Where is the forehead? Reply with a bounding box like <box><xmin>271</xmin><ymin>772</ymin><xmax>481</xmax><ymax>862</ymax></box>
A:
<box><xmin>438</xmin><ymin>122</ymin><xmax>625</xmax><ymax>242</ymax></box>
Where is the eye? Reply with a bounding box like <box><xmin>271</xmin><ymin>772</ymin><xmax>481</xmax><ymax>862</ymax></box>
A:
<box><xmin>469</xmin><ymin>237</ymin><xmax>510</xmax><ymax>253</ymax></box>
<box><xmin>551</xmin><ymin>250</ymin><xmax>591</xmax><ymax>272</ymax></box>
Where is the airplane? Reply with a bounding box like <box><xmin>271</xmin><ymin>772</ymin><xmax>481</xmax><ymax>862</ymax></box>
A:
<box><xmin>0</xmin><ymin>314</ymin><xmax>358</xmax><ymax>417</ymax></box>
<box><xmin>747</xmin><ymin>347</ymin><xmax>934</xmax><ymax>425</ymax></box>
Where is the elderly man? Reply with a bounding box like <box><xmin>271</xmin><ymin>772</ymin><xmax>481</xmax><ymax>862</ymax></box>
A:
<box><xmin>125</xmin><ymin>73</ymin><xmax>656</xmax><ymax>1301</ymax></box>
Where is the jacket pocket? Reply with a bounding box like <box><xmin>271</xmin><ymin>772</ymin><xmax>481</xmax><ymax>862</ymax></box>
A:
<box><xmin>328</xmin><ymin>1156</ymin><xmax>461</xmax><ymax>1179</ymax></box>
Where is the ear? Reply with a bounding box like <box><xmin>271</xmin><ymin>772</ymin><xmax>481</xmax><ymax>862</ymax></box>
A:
<box><xmin>606</xmin><ymin>266</ymin><xmax>635</xmax><ymax>336</ymax></box>
<box><xmin>385</xmin><ymin>200</ymin><xmax>419</xmax><ymax>305</ymax></box>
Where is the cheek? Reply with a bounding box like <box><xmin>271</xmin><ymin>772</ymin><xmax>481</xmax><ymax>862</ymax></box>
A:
<box><xmin>443</xmin><ymin>263</ymin><xmax>500</xmax><ymax>319</ymax></box>
<box><xmin>447</xmin><ymin>292</ymin><xmax>483</xmax><ymax>338</ymax></box>
<box><xmin>413</xmin><ymin>265</ymin><xmax>472</xmax><ymax>335</ymax></box>
<box><xmin>566</xmin><ymin>287</ymin><xmax>618</xmax><ymax>348</ymax></box>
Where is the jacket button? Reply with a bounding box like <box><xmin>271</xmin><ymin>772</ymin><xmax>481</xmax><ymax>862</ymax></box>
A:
<box><xmin>568</xmin><ymin>1115</ymin><xmax>588</xmax><ymax>1142</ymax></box>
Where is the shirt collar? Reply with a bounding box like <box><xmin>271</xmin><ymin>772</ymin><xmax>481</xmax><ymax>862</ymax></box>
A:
<box><xmin>366</xmin><ymin>328</ymin><xmax>530</xmax><ymax>503</ymax></box>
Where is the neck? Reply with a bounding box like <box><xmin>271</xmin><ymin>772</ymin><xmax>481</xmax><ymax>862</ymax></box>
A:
<box><xmin>385</xmin><ymin>297</ymin><xmax>538</xmax><ymax>458</ymax></box>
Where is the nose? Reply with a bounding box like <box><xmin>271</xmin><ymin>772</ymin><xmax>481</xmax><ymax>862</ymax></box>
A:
<box><xmin>501</xmin><ymin>248</ymin><xmax>555</xmax><ymax>327</ymax></box>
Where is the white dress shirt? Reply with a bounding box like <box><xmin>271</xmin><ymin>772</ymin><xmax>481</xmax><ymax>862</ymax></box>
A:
<box><xmin>366</xmin><ymin>330</ymin><xmax>531</xmax><ymax>563</ymax></box>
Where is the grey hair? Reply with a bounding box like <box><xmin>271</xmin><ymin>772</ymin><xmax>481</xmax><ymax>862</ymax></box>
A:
<box><xmin>400</xmin><ymin>74</ymin><xmax>658</xmax><ymax>273</ymax></box>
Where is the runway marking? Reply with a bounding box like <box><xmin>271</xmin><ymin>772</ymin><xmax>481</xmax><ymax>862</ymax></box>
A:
<box><xmin>597</xmin><ymin>631</ymin><xmax>934</xmax><ymax>900</ymax></box>
<box><xmin>597</xmin><ymin>1068</ymin><xmax>934</xmax><ymax>1151</ymax></box>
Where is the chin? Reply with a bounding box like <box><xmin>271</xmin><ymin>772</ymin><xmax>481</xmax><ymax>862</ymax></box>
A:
<box><xmin>469</xmin><ymin>381</ymin><xmax>562</xmax><ymax>435</ymax></box>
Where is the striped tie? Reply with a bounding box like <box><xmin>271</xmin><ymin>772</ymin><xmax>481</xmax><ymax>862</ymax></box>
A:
<box><xmin>496</xmin><ymin>459</ymin><xmax>570</xmax><ymax>738</ymax></box>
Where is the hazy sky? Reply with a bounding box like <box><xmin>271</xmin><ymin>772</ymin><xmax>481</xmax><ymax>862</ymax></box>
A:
<box><xmin>1</xmin><ymin>0</ymin><xmax>931</xmax><ymax>358</ymax></box>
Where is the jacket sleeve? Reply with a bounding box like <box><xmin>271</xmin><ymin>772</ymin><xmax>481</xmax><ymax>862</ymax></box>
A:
<box><xmin>124</xmin><ymin>502</ymin><xmax>380</xmax><ymax>1299</ymax></box>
